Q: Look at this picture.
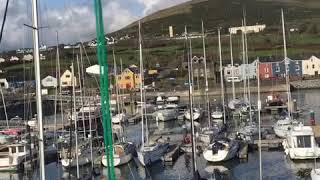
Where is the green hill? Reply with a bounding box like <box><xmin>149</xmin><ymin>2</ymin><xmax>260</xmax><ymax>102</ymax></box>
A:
<box><xmin>111</xmin><ymin>0</ymin><xmax>320</xmax><ymax>37</ymax></box>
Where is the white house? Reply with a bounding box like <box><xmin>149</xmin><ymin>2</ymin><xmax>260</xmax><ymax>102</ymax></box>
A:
<box><xmin>23</xmin><ymin>54</ymin><xmax>33</xmax><ymax>61</ymax></box>
<box><xmin>10</xmin><ymin>56</ymin><xmax>19</xmax><ymax>62</ymax></box>
<box><xmin>229</xmin><ymin>24</ymin><xmax>266</xmax><ymax>34</ymax></box>
<box><xmin>60</xmin><ymin>70</ymin><xmax>77</xmax><ymax>87</ymax></box>
<box><xmin>302</xmin><ymin>55</ymin><xmax>320</xmax><ymax>76</ymax></box>
<box><xmin>41</xmin><ymin>75</ymin><xmax>57</xmax><ymax>88</ymax></box>
<box><xmin>0</xmin><ymin>58</ymin><xmax>5</xmax><ymax>63</ymax></box>
<box><xmin>40</xmin><ymin>54</ymin><xmax>46</xmax><ymax>60</ymax></box>
<box><xmin>224</xmin><ymin>64</ymin><xmax>242</xmax><ymax>80</ymax></box>
<box><xmin>240</xmin><ymin>60</ymin><xmax>257</xmax><ymax>79</ymax></box>
<box><xmin>0</xmin><ymin>78</ymin><xmax>9</xmax><ymax>89</ymax></box>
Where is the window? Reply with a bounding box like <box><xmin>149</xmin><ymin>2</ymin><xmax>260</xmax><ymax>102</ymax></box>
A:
<box><xmin>313</xmin><ymin>64</ymin><xmax>315</xmax><ymax>69</ymax></box>
<box><xmin>118</xmin><ymin>77</ymin><xmax>121</xmax><ymax>80</ymax></box>
<box><xmin>307</xmin><ymin>65</ymin><xmax>309</xmax><ymax>69</ymax></box>
<box><xmin>125</xmin><ymin>76</ymin><xmax>131</xmax><ymax>80</ymax></box>
<box><xmin>18</xmin><ymin>146</ymin><xmax>24</xmax><ymax>153</ymax></box>
<box><xmin>296</xmin><ymin>135</ymin><xmax>311</xmax><ymax>148</ymax></box>
<box><xmin>226</xmin><ymin>70</ymin><xmax>231</xmax><ymax>75</ymax></box>
<box><xmin>265</xmin><ymin>68</ymin><xmax>269</xmax><ymax>73</ymax></box>
<box><xmin>296</xmin><ymin>65</ymin><xmax>300</xmax><ymax>71</ymax></box>
<box><xmin>0</xmin><ymin>83</ymin><xmax>4</xmax><ymax>87</ymax></box>
<box><xmin>66</xmin><ymin>75</ymin><xmax>70</xmax><ymax>78</ymax></box>
<box><xmin>275</xmin><ymin>66</ymin><xmax>280</xmax><ymax>73</ymax></box>
<box><xmin>62</xmin><ymin>82</ymin><xmax>68</xmax><ymax>85</ymax></box>
<box><xmin>11</xmin><ymin>147</ymin><xmax>16</xmax><ymax>153</ymax></box>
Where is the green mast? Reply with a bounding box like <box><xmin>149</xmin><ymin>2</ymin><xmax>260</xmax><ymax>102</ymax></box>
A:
<box><xmin>93</xmin><ymin>0</ymin><xmax>115</xmax><ymax>179</ymax></box>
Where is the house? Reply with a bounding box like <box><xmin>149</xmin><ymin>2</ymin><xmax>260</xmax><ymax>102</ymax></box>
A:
<box><xmin>0</xmin><ymin>78</ymin><xmax>9</xmax><ymax>89</ymax></box>
<box><xmin>229</xmin><ymin>24</ymin><xmax>266</xmax><ymax>34</ymax></box>
<box><xmin>224</xmin><ymin>64</ymin><xmax>242</xmax><ymax>80</ymax></box>
<box><xmin>41</xmin><ymin>75</ymin><xmax>57</xmax><ymax>88</ymax></box>
<box><xmin>183</xmin><ymin>56</ymin><xmax>215</xmax><ymax>78</ymax></box>
<box><xmin>271</xmin><ymin>58</ymin><xmax>302</xmax><ymax>78</ymax></box>
<box><xmin>258</xmin><ymin>62</ymin><xmax>273</xmax><ymax>80</ymax></box>
<box><xmin>60</xmin><ymin>70</ymin><xmax>77</xmax><ymax>87</ymax></box>
<box><xmin>0</xmin><ymin>58</ymin><xmax>5</xmax><ymax>63</ymax></box>
<box><xmin>9</xmin><ymin>56</ymin><xmax>19</xmax><ymax>62</ymax></box>
<box><xmin>240</xmin><ymin>60</ymin><xmax>257</xmax><ymax>80</ymax></box>
<box><xmin>23</xmin><ymin>54</ymin><xmax>33</xmax><ymax>61</ymax></box>
<box><xmin>116</xmin><ymin>66</ymin><xmax>141</xmax><ymax>89</ymax></box>
<box><xmin>302</xmin><ymin>56</ymin><xmax>320</xmax><ymax>76</ymax></box>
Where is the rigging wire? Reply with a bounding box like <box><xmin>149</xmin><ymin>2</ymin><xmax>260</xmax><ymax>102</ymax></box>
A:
<box><xmin>0</xmin><ymin>0</ymin><xmax>9</xmax><ymax>45</ymax></box>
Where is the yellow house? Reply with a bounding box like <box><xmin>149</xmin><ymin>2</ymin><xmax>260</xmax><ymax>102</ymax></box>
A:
<box><xmin>60</xmin><ymin>69</ymin><xmax>77</xmax><ymax>87</ymax></box>
<box><xmin>117</xmin><ymin>67</ymin><xmax>141</xmax><ymax>89</ymax></box>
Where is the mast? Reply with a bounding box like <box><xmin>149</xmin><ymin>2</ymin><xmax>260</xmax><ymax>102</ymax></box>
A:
<box><xmin>139</xmin><ymin>21</ymin><xmax>145</xmax><ymax>147</ymax></box>
<box><xmin>202</xmin><ymin>20</ymin><xmax>211</xmax><ymax>126</ymax></box>
<box><xmin>0</xmin><ymin>85</ymin><xmax>8</xmax><ymax>128</ymax></box>
<box><xmin>31</xmin><ymin>0</ymin><xmax>45</xmax><ymax>178</ymax></box>
<box><xmin>71</xmin><ymin>63</ymin><xmax>80</xmax><ymax>179</ymax></box>
<box><xmin>185</xmin><ymin>25</ymin><xmax>197</xmax><ymax>177</ymax></box>
<box><xmin>218</xmin><ymin>29</ymin><xmax>226</xmax><ymax>124</ymax></box>
<box><xmin>93</xmin><ymin>0</ymin><xmax>115</xmax><ymax>178</ymax></box>
<box><xmin>230</xmin><ymin>32</ymin><xmax>235</xmax><ymax>101</ymax></box>
<box><xmin>112</xmin><ymin>49</ymin><xmax>120</xmax><ymax>115</ymax></box>
<box><xmin>56</xmin><ymin>33</ymin><xmax>64</xmax><ymax>131</ymax></box>
<box><xmin>282</xmin><ymin>9</ymin><xmax>291</xmax><ymax>119</ymax></box>
<box><xmin>76</xmin><ymin>55</ymin><xmax>86</xmax><ymax>138</ymax></box>
<box><xmin>241</xmin><ymin>20</ymin><xmax>247</xmax><ymax>101</ymax></box>
<box><xmin>243</xmin><ymin>9</ymin><xmax>253</xmax><ymax>123</ymax></box>
<box><xmin>257</xmin><ymin>58</ymin><xmax>263</xmax><ymax>180</ymax></box>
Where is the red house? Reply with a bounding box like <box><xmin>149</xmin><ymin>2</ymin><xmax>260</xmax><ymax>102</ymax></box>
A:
<box><xmin>258</xmin><ymin>62</ymin><xmax>273</xmax><ymax>80</ymax></box>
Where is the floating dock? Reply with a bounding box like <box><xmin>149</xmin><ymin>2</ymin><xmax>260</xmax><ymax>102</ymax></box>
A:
<box><xmin>253</xmin><ymin>138</ymin><xmax>283</xmax><ymax>150</ymax></box>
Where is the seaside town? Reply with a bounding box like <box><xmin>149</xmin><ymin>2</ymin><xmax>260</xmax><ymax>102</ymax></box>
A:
<box><xmin>0</xmin><ymin>0</ymin><xmax>320</xmax><ymax>180</ymax></box>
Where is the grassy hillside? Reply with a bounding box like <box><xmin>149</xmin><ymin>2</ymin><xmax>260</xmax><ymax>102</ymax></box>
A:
<box><xmin>111</xmin><ymin>0</ymin><xmax>320</xmax><ymax>37</ymax></box>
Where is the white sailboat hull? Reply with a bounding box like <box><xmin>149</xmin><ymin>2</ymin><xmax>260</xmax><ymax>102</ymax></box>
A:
<box><xmin>137</xmin><ymin>143</ymin><xmax>169</xmax><ymax>166</ymax></box>
<box><xmin>211</xmin><ymin>111</ymin><xmax>223</xmax><ymax>119</ymax></box>
<box><xmin>184</xmin><ymin>110</ymin><xmax>201</xmax><ymax>121</ymax></box>
<box><xmin>101</xmin><ymin>153</ymin><xmax>132</xmax><ymax>167</ymax></box>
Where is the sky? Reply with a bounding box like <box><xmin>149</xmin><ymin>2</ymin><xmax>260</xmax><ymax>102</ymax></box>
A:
<box><xmin>0</xmin><ymin>0</ymin><xmax>190</xmax><ymax>51</ymax></box>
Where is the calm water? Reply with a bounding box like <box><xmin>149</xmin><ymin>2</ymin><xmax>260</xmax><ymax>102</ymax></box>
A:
<box><xmin>3</xmin><ymin>89</ymin><xmax>320</xmax><ymax>179</ymax></box>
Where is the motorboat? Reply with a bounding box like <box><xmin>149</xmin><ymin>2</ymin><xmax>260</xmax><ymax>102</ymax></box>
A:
<box><xmin>228</xmin><ymin>99</ymin><xmax>249</xmax><ymax>111</ymax></box>
<box><xmin>0</xmin><ymin>143</ymin><xmax>32</xmax><ymax>171</ymax></box>
<box><xmin>266</xmin><ymin>93</ymin><xmax>284</xmax><ymax>107</ymax></box>
<box><xmin>199</xmin><ymin>124</ymin><xmax>226</xmax><ymax>144</ymax></box>
<box><xmin>184</xmin><ymin>108</ymin><xmax>203</xmax><ymax>121</ymax></box>
<box><xmin>166</xmin><ymin>96</ymin><xmax>180</xmax><ymax>104</ymax></box>
<box><xmin>273</xmin><ymin>117</ymin><xmax>299</xmax><ymax>138</ymax></box>
<box><xmin>283</xmin><ymin>125</ymin><xmax>320</xmax><ymax>160</ymax></box>
<box><xmin>154</xmin><ymin>108</ymin><xmax>179</xmax><ymax>122</ymax></box>
<box><xmin>203</xmin><ymin>139</ymin><xmax>239</xmax><ymax>162</ymax></box>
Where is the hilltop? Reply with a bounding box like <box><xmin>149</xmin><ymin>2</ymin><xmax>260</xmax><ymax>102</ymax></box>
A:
<box><xmin>111</xmin><ymin>0</ymin><xmax>320</xmax><ymax>37</ymax></box>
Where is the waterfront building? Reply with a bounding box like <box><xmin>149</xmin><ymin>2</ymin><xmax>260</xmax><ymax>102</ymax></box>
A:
<box><xmin>302</xmin><ymin>55</ymin><xmax>320</xmax><ymax>76</ymax></box>
<box><xmin>240</xmin><ymin>60</ymin><xmax>258</xmax><ymax>80</ymax></box>
<box><xmin>224</xmin><ymin>64</ymin><xmax>242</xmax><ymax>80</ymax></box>
<box><xmin>271</xmin><ymin>58</ymin><xmax>302</xmax><ymax>78</ymax></box>
<box><xmin>0</xmin><ymin>58</ymin><xmax>5</xmax><ymax>63</ymax></box>
<box><xmin>258</xmin><ymin>62</ymin><xmax>273</xmax><ymax>80</ymax></box>
<box><xmin>41</xmin><ymin>75</ymin><xmax>58</xmax><ymax>88</ymax></box>
<box><xmin>60</xmin><ymin>69</ymin><xmax>77</xmax><ymax>87</ymax></box>
<box><xmin>117</xmin><ymin>66</ymin><xmax>141</xmax><ymax>89</ymax></box>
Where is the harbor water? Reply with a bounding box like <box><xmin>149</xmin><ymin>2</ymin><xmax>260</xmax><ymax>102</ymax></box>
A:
<box><xmin>1</xmin><ymin>89</ymin><xmax>320</xmax><ymax>179</ymax></box>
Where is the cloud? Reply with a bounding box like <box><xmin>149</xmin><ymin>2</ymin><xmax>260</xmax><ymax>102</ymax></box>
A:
<box><xmin>0</xmin><ymin>0</ymin><xmax>137</xmax><ymax>50</ymax></box>
<box><xmin>138</xmin><ymin>0</ymin><xmax>190</xmax><ymax>15</ymax></box>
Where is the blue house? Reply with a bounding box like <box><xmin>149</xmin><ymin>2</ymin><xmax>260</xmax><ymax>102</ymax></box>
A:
<box><xmin>271</xmin><ymin>58</ymin><xmax>302</xmax><ymax>78</ymax></box>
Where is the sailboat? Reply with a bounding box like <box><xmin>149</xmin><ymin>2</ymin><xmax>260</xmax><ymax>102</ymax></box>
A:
<box><xmin>273</xmin><ymin>9</ymin><xmax>301</xmax><ymax>138</ymax></box>
<box><xmin>203</xmin><ymin>29</ymin><xmax>239</xmax><ymax>163</ymax></box>
<box><xmin>136</xmin><ymin>21</ymin><xmax>169</xmax><ymax>166</ymax></box>
<box><xmin>101</xmin><ymin>125</ymin><xmax>135</xmax><ymax>167</ymax></box>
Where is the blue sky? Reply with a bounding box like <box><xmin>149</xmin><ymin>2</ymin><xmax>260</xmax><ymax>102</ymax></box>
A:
<box><xmin>0</xmin><ymin>0</ymin><xmax>189</xmax><ymax>50</ymax></box>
